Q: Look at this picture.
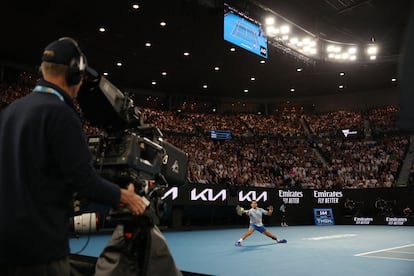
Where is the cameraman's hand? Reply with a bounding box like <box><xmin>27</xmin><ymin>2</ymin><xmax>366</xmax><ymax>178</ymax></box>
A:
<box><xmin>120</xmin><ymin>183</ymin><xmax>149</xmax><ymax>215</ymax></box>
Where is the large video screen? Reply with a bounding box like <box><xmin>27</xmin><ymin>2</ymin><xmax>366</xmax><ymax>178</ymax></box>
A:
<box><xmin>224</xmin><ymin>3</ymin><xmax>268</xmax><ymax>58</ymax></box>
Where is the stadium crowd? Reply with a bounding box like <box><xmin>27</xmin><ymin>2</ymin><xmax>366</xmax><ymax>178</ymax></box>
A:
<box><xmin>1</xmin><ymin>74</ymin><xmax>411</xmax><ymax>189</ymax></box>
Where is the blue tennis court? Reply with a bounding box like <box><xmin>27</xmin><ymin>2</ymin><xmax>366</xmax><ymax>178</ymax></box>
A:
<box><xmin>70</xmin><ymin>225</ymin><xmax>414</xmax><ymax>275</ymax></box>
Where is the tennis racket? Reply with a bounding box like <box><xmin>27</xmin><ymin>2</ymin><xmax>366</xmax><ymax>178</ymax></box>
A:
<box><xmin>235</xmin><ymin>205</ymin><xmax>245</xmax><ymax>216</ymax></box>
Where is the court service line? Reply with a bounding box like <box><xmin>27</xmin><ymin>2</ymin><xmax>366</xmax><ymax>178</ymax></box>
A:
<box><xmin>355</xmin><ymin>255</ymin><xmax>414</xmax><ymax>262</ymax></box>
<box><xmin>392</xmin><ymin>250</ymin><xmax>414</xmax><ymax>254</ymax></box>
<box><xmin>303</xmin><ymin>234</ymin><xmax>357</xmax><ymax>240</ymax></box>
<box><xmin>354</xmin><ymin>244</ymin><xmax>414</xmax><ymax>257</ymax></box>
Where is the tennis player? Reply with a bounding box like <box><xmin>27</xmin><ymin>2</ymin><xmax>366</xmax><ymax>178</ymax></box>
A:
<box><xmin>235</xmin><ymin>200</ymin><xmax>286</xmax><ymax>246</ymax></box>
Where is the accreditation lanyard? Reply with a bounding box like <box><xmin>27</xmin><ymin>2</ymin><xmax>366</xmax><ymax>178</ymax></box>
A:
<box><xmin>33</xmin><ymin>85</ymin><xmax>65</xmax><ymax>102</ymax></box>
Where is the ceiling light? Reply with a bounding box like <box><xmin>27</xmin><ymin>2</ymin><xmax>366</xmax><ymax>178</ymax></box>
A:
<box><xmin>367</xmin><ymin>46</ymin><xmax>377</xmax><ymax>55</ymax></box>
<box><xmin>260</xmin><ymin>60</ymin><xmax>266</xmax><ymax>64</ymax></box>
<box><xmin>266</xmin><ymin>26</ymin><xmax>276</xmax><ymax>36</ymax></box>
<box><xmin>348</xmin><ymin>47</ymin><xmax>357</xmax><ymax>54</ymax></box>
<box><xmin>214</xmin><ymin>66</ymin><xmax>220</xmax><ymax>71</ymax></box>
<box><xmin>132</xmin><ymin>3</ymin><xmax>139</xmax><ymax>9</ymax></box>
<box><xmin>309</xmin><ymin>48</ymin><xmax>317</xmax><ymax>54</ymax></box>
<box><xmin>280</xmin><ymin>25</ymin><xmax>290</xmax><ymax>34</ymax></box>
<box><xmin>244</xmin><ymin>89</ymin><xmax>249</xmax><ymax>93</ymax></box>
<box><xmin>290</xmin><ymin>37</ymin><xmax>298</xmax><ymax>44</ymax></box>
<box><xmin>161</xmin><ymin>72</ymin><xmax>167</xmax><ymax>76</ymax></box>
<box><xmin>339</xmin><ymin>72</ymin><xmax>345</xmax><ymax>76</ymax></box>
<box><xmin>250</xmin><ymin>77</ymin><xmax>255</xmax><ymax>81</ymax></box>
<box><xmin>98</xmin><ymin>27</ymin><xmax>106</xmax><ymax>32</ymax></box>
<box><xmin>116</xmin><ymin>62</ymin><xmax>122</xmax><ymax>67</ymax></box>
<box><xmin>145</xmin><ymin>42</ymin><xmax>151</xmax><ymax>47</ymax></box>
<box><xmin>160</xmin><ymin>21</ymin><xmax>167</xmax><ymax>27</ymax></box>
<box><xmin>302</xmin><ymin>37</ymin><xmax>310</xmax><ymax>45</ymax></box>
<box><xmin>339</xmin><ymin>85</ymin><xmax>344</xmax><ymax>89</ymax></box>
<box><xmin>103</xmin><ymin>72</ymin><xmax>109</xmax><ymax>76</ymax></box>
<box><xmin>183</xmin><ymin>52</ymin><xmax>190</xmax><ymax>56</ymax></box>
<box><xmin>203</xmin><ymin>84</ymin><xmax>208</xmax><ymax>89</ymax></box>
<box><xmin>265</xmin><ymin>17</ymin><xmax>275</xmax><ymax>25</ymax></box>
<box><xmin>230</xmin><ymin>47</ymin><xmax>235</xmax><ymax>52</ymax></box>
<box><xmin>151</xmin><ymin>81</ymin><xmax>157</xmax><ymax>85</ymax></box>
<box><xmin>290</xmin><ymin>88</ymin><xmax>295</xmax><ymax>92</ymax></box>
<box><xmin>391</xmin><ymin>78</ymin><xmax>397</xmax><ymax>82</ymax></box>
<box><xmin>327</xmin><ymin>45</ymin><xmax>335</xmax><ymax>52</ymax></box>
<box><xmin>296</xmin><ymin>68</ymin><xmax>302</xmax><ymax>72</ymax></box>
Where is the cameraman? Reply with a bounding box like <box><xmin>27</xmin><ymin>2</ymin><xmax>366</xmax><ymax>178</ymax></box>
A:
<box><xmin>344</xmin><ymin>197</ymin><xmax>356</xmax><ymax>216</ymax></box>
<box><xmin>0</xmin><ymin>38</ymin><xmax>148</xmax><ymax>276</ymax></box>
<box><xmin>374</xmin><ymin>196</ymin><xmax>387</xmax><ymax>215</ymax></box>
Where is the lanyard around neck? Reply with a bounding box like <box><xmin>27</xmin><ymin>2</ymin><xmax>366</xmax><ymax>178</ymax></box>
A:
<box><xmin>33</xmin><ymin>85</ymin><xmax>65</xmax><ymax>102</ymax></box>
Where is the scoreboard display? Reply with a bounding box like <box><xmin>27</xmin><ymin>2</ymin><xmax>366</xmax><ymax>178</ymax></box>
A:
<box><xmin>210</xmin><ymin>130</ymin><xmax>232</xmax><ymax>140</ymax></box>
<box><xmin>313</xmin><ymin>208</ymin><xmax>335</xmax><ymax>225</ymax></box>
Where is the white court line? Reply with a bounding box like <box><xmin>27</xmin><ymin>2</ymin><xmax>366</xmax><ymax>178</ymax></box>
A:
<box><xmin>303</xmin><ymin>234</ymin><xmax>357</xmax><ymax>240</ymax></box>
<box><xmin>354</xmin><ymin>244</ymin><xmax>414</xmax><ymax>257</ymax></box>
<box><xmin>355</xmin><ymin>255</ymin><xmax>414</xmax><ymax>262</ymax></box>
<box><xmin>393</xmin><ymin>250</ymin><xmax>414</xmax><ymax>255</ymax></box>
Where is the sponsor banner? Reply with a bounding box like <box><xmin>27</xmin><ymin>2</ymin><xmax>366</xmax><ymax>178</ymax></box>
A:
<box><xmin>344</xmin><ymin>216</ymin><xmax>412</xmax><ymax>225</ymax></box>
<box><xmin>385</xmin><ymin>217</ymin><xmax>409</xmax><ymax>226</ymax></box>
<box><xmin>313</xmin><ymin>190</ymin><xmax>343</xmax><ymax>204</ymax></box>
<box><xmin>353</xmin><ymin>217</ymin><xmax>374</xmax><ymax>225</ymax></box>
<box><xmin>159</xmin><ymin>185</ymin><xmax>412</xmax><ymax>226</ymax></box>
<box><xmin>278</xmin><ymin>190</ymin><xmax>303</xmax><ymax>204</ymax></box>
<box><xmin>238</xmin><ymin>190</ymin><xmax>269</xmax><ymax>202</ymax></box>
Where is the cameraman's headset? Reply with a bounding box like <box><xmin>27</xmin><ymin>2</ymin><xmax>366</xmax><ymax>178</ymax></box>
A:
<box><xmin>60</xmin><ymin>37</ymin><xmax>88</xmax><ymax>86</ymax></box>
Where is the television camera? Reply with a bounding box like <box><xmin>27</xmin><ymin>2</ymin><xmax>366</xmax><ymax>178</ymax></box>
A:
<box><xmin>75</xmin><ymin>69</ymin><xmax>188</xmax><ymax>228</ymax></box>
<box><xmin>69</xmin><ymin>68</ymin><xmax>186</xmax><ymax>276</ymax></box>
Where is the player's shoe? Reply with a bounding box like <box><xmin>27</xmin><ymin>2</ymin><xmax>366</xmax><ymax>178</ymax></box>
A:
<box><xmin>235</xmin><ymin>241</ymin><xmax>242</xmax><ymax>246</ymax></box>
<box><xmin>277</xmin><ymin>239</ymin><xmax>287</xmax><ymax>243</ymax></box>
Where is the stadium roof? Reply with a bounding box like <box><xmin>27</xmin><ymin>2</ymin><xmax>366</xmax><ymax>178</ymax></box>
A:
<box><xmin>1</xmin><ymin>0</ymin><xmax>412</xmax><ymax>100</ymax></box>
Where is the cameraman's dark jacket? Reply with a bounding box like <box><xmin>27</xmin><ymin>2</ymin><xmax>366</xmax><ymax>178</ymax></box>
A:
<box><xmin>0</xmin><ymin>79</ymin><xmax>120</xmax><ymax>265</ymax></box>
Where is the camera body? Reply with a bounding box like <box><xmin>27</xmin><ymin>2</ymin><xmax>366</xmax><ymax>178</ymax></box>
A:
<box><xmin>73</xmin><ymin>73</ymin><xmax>188</xmax><ymax>230</ymax></box>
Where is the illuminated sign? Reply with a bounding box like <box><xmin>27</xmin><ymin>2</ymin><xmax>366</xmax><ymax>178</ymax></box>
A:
<box><xmin>278</xmin><ymin>190</ymin><xmax>303</xmax><ymax>204</ymax></box>
<box><xmin>238</xmin><ymin>190</ymin><xmax>268</xmax><ymax>202</ymax></box>
<box><xmin>386</xmin><ymin>217</ymin><xmax>408</xmax><ymax>226</ymax></box>
<box><xmin>314</xmin><ymin>208</ymin><xmax>335</xmax><ymax>225</ymax></box>
<box><xmin>353</xmin><ymin>217</ymin><xmax>374</xmax><ymax>225</ymax></box>
<box><xmin>313</xmin><ymin>190</ymin><xmax>343</xmax><ymax>204</ymax></box>
<box><xmin>190</xmin><ymin>188</ymin><xmax>227</xmax><ymax>202</ymax></box>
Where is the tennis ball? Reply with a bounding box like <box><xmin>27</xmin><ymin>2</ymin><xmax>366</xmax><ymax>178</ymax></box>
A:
<box><xmin>240</xmin><ymin>207</ymin><xmax>244</xmax><ymax>211</ymax></box>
